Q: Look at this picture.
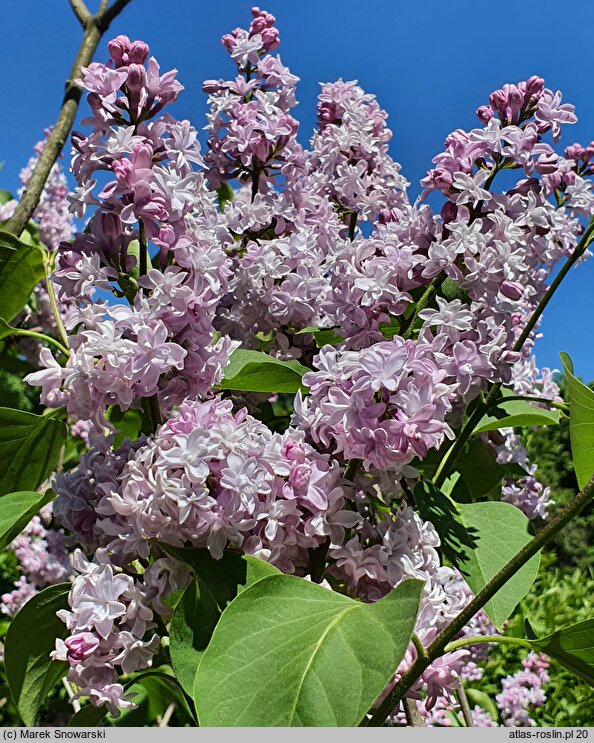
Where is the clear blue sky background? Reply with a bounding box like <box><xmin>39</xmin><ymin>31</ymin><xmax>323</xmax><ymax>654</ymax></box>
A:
<box><xmin>2</xmin><ymin>0</ymin><xmax>594</xmax><ymax>378</ymax></box>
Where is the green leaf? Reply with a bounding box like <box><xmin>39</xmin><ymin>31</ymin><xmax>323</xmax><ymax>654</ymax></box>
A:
<box><xmin>465</xmin><ymin>688</ymin><xmax>499</xmax><ymax>722</ymax></box>
<box><xmin>0</xmin><ymin>489</ymin><xmax>55</xmax><ymax>552</ymax></box>
<box><xmin>472</xmin><ymin>392</ymin><xmax>561</xmax><ymax>434</ymax></box>
<box><xmin>295</xmin><ymin>326</ymin><xmax>344</xmax><ymax>347</ymax></box>
<box><xmin>216</xmin><ymin>183</ymin><xmax>234</xmax><ymax>211</ymax></box>
<box><xmin>107</xmin><ymin>406</ymin><xmax>143</xmax><ymax>447</ymax></box>
<box><xmin>560</xmin><ymin>353</ymin><xmax>594</xmax><ymax>489</ymax></box>
<box><xmin>68</xmin><ymin>705</ymin><xmax>108</xmax><ymax>727</ymax></box>
<box><xmin>530</xmin><ymin>618</ymin><xmax>594</xmax><ymax>686</ymax></box>
<box><xmin>5</xmin><ymin>583</ymin><xmax>70</xmax><ymax>725</ymax></box>
<box><xmin>0</xmin><ymin>408</ymin><xmax>67</xmax><ymax>495</ymax></box>
<box><xmin>220</xmin><ymin>349</ymin><xmax>309</xmax><ymax>394</ymax></box>
<box><xmin>0</xmin><ymin>318</ymin><xmax>18</xmax><ymax>341</ymax></box>
<box><xmin>165</xmin><ymin>547</ymin><xmax>279</xmax><ymax>697</ymax></box>
<box><xmin>456</xmin><ymin>502</ymin><xmax>539</xmax><ymax>629</ymax></box>
<box><xmin>378</xmin><ymin>316</ymin><xmax>401</xmax><ymax>340</ymax></box>
<box><xmin>0</xmin><ymin>230</ymin><xmax>46</xmax><ymax>322</ymax></box>
<box><xmin>441</xmin><ymin>277</ymin><xmax>470</xmax><ymax>304</ymax></box>
<box><xmin>415</xmin><ymin>483</ymin><xmax>538</xmax><ymax>628</ymax></box>
<box><xmin>113</xmin><ymin>673</ymin><xmax>193</xmax><ymax>727</ymax></box>
<box><xmin>193</xmin><ymin>574</ymin><xmax>423</xmax><ymax>726</ymax></box>
<box><xmin>414</xmin><ymin>481</ymin><xmax>479</xmax><ymax>566</ymax></box>
<box><xmin>126</xmin><ymin>239</ymin><xmax>141</xmax><ymax>280</ymax></box>
<box><xmin>449</xmin><ymin>438</ymin><xmax>526</xmax><ymax>503</ymax></box>
<box><xmin>0</xmin><ymin>190</ymin><xmax>13</xmax><ymax>205</ymax></box>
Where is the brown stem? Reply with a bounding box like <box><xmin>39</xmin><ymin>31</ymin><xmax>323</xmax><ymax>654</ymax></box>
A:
<box><xmin>4</xmin><ymin>0</ymin><xmax>134</xmax><ymax>238</ymax></box>
<box><xmin>403</xmin><ymin>699</ymin><xmax>424</xmax><ymax>727</ymax></box>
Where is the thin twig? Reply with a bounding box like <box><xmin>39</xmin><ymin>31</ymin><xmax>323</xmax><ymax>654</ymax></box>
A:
<box><xmin>4</xmin><ymin>0</ymin><xmax>134</xmax><ymax>238</ymax></box>
<box><xmin>98</xmin><ymin>0</ymin><xmax>132</xmax><ymax>30</ymax></box>
<box><xmin>158</xmin><ymin>703</ymin><xmax>175</xmax><ymax>727</ymax></box>
<box><xmin>455</xmin><ymin>684</ymin><xmax>474</xmax><ymax>727</ymax></box>
<box><xmin>513</xmin><ymin>217</ymin><xmax>594</xmax><ymax>352</ymax></box>
<box><xmin>44</xmin><ymin>254</ymin><xmax>70</xmax><ymax>350</ymax></box>
<box><xmin>68</xmin><ymin>0</ymin><xmax>92</xmax><ymax>26</ymax></box>
<box><xmin>403</xmin><ymin>698</ymin><xmax>424</xmax><ymax>727</ymax></box>
<box><xmin>62</xmin><ymin>678</ymin><xmax>81</xmax><ymax>713</ymax></box>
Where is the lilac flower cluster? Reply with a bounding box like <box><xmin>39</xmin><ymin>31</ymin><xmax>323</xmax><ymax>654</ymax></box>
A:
<box><xmin>203</xmin><ymin>7</ymin><xmax>304</xmax><ymax>192</ymax></box>
<box><xmin>496</xmin><ymin>652</ymin><xmax>550</xmax><ymax>726</ymax></box>
<box><xmin>54</xmin><ymin>398</ymin><xmax>356</xmax><ymax>571</ymax></box>
<box><xmin>295</xmin><ymin>339</ymin><xmax>456</xmax><ymax>471</ymax></box>
<box><xmin>52</xmin><ymin>549</ymin><xmax>189</xmax><ymax>716</ymax></box>
<box><xmin>309</xmin><ymin>80</ymin><xmax>408</xmax><ymax>224</ymax></box>
<box><xmin>423</xmin><ymin>697</ymin><xmax>496</xmax><ymax>727</ymax></box>
<box><xmin>27</xmin><ymin>34</ymin><xmax>235</xmax><ymax>427</ymax></box>
<box><xmin>1</xmin><ymin>506</ymin><xmax>70</xmax><ymax>617</ymax></box>
<box><xmin>23</xmin><ymin>6</ymin><xmax>590</xmax><ymax>719</ymax></box>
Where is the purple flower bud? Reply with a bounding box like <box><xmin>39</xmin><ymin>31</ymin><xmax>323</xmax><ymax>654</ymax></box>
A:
<box><xmin>108</xmin><ymin>35</ymin><xmax>132</xmax><ymax>67</ymax></box>
<box><xmin>441</xmin><ymin>201</ymin><xmax>458</xmax><ymax>224</ymax></box>
<box><xmin>221</xmin><ymin>29</ymin><xmax>241</xmax><ymax>53</ymax></box>
<box><xmin>129</xmin><ymin>41</ymin><xmax>149</xmax><ymax>65</ymax></box>
<box><xmin>65</xmin><ymin>633</ymin><xmax>100</xmax><ymax>662</ymax></box>
<box><xmin>524</xmin><ymin>75</ymin><xmax>545</xmax><ymax>103</ymax></box>
<box><xmin>101</xmin><ymin>212</ymin><xmax>122</xmax><ymax>240</ymax></box>
<box><xmin>203</xmin><ymin>79</ymin><xmax>224</xmax><ymax>94</ymax></box>
<box><xmin>476</xmin><ymin>105</ymin><xmax>493</xmax><ymax>123</ymax></box>
<box><xmin>126</xmin><ymin>64</ymin><xmax>147</xmax><ymax>94</ymax></box>
<box><xmin>500</xmin><ymin>280</ymin><xmax>524</xmax><ymax>301</ymax></box>
<box><xmin>534</xmin><ymin>151</ymin><xmax>558</xmax><ymax>174</ymax></box>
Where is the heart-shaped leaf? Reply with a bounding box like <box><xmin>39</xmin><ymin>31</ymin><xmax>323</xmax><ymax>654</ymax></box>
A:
<box><xmin>560</xmin><ymin>353</ymin><xmax>594</xmax><ymax>489</ymax></box>
<box><xmin>5</xmin><ymin>583</ymin><xmax>70</xmax><ymax>725</ymax></box>
<box><xmin>414</xmin><ymin>481</ymin><xmax>479</xmax><ymax>567</ymax></box>
<box><xmin>448</xmin><ymin>438</ymin><xmax>526</xmax><ymax>503</ymax></box>
<box><xmin>296</xmin><ymin>326</ymin><xmax>344</xmax><ymax>347</ymax></box>
<box><xmin>165</xmin><ymin>547</ymin><xmax>279</xmax><ymax>697</ymax></box>
<box><xmin>193</xmin><ymin>574</ymin><xmax>423</xmax><ymax>726</ymax></box>
<box><xmin>220</xmin><ymin>349</ymin><xmax>309</xmax><ymax>393</ymax></box>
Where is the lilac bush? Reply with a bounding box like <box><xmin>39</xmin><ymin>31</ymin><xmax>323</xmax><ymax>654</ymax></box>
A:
<box><xmin>1</xmin><ymin>2</ymin><xmax>594</xmax><ymax>728</ymax></box>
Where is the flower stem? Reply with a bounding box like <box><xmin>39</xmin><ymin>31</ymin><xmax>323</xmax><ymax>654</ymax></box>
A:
<box><xmin>44</xmin><ymin>254</ymin><xmax>70</xmax><ymax>350</ymax></box>
<box><xmin>492</xmin><ymin>395</ymin><xmax>568</xmax><ymax>412</ymax></box>
<box><xmin>139</xmin><ymin>218</ymin><xmax>148</xmax><ymax>280</ymax></box>
<box><xmin>411</xmin><ymin>633</ymin><xmax>428</xmax><ymax>661</ymax></box>
<box><xmin>455</xmin><ymin>684</ymin><xmax>474</xmax><ymax>727</ymax></box>
<box><xmin>401</xmin><ymin>274</ymin><xmax>446</xmax><ymax>341</ymax></box>
<box><xmin>4</xmin><ymin>0</ymin><xmax>133</xmax><ymax>238</ymax></box>
<box><xmin>2</xmin><ymin>327</ymin><xmax>69</xmax><ymax>357</ymax></box>
<box><xmin>403</xmin><ymin>698</ymin><xmax>424</xmax><ymax>727</ymax></box>
<box><xmin>364</xmin><ymin>470</ymin><xmax>594</xmax><ymax>726</ymax></box>
<box><xmin>348</xmin><ymin>211</ymin><xmax>358</xmax><ymax>241</ymax></box>
<box><xmin>344</xmin><ymin>458</ymin><xmax>362</xmax><ymax>481</ymax></box>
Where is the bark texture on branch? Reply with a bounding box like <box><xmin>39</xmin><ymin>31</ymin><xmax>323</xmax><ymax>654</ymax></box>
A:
<box><xmin>5</xmin><ymin>0</ymin><xmax>133</xmax><ymax>238</ymax></box>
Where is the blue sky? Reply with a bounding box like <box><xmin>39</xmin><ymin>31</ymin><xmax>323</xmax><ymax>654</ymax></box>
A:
<box><xmin>2</xmin><ymin>0</ymin><xmax>594</xmax><ymax>378</ymax></box>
